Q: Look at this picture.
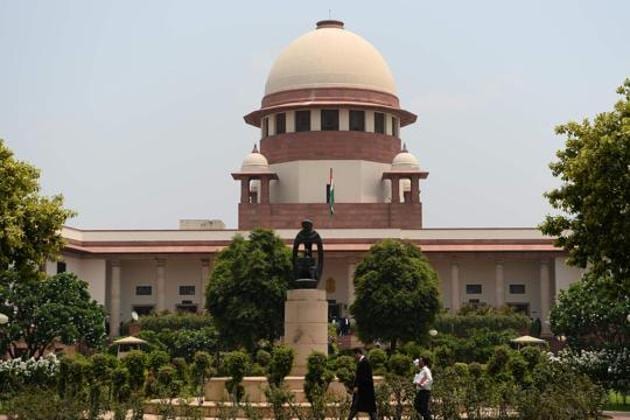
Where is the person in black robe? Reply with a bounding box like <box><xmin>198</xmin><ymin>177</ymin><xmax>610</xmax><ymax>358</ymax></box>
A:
<box><xmin>348</xmin><ymin>348</ymin><xmax>377</xmax><ymax>420</ymax></box>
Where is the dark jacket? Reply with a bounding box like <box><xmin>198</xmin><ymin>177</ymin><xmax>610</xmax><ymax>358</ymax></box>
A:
<box><xmin>353</xmin><ymin>356</ymin><xmax>377</xmax><ymax>412</ymax></box>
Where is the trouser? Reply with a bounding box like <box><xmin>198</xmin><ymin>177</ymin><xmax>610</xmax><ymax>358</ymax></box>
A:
<box><xmin>347</xmin><ymin>394</ymin><xmax>377</xmax><ymax>420</ymax></box>
<box><xmin>415</xmin><ymin>389</ymin><xmax>432</xmax><ymax>420</ymax></box>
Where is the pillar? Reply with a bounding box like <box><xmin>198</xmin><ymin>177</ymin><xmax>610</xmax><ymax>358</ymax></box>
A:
<box><xmin>346</xmin><ymin>263</ymin><xmax>356</xmax><ymax>316</ymax></box>
<box><xmin>110</xmin><ymin>260</ymin><xmax>121</xmax><ymax>338</ymax></box>
<box><xmin>156</xmin><ymin>259</ymin><xmax>166</xmax><ymax>312</ymax></box>
<box><xmin>240</xmin><ymin>178</ymin><xmax>250</xmax><ymax>203</ymax></box>
<box><xmin>495</xmin><ymin>262</ymin><xmax>504</xmax><ymax>308</ymax></box>
<box><xmin>260</xmin><ymin>177</ymin><xmax>270</xmax><ymax>204</ymax></box>
<box><xmin>410</xmin><ymin>175</ymin><xmax>420</xmax><ymax>203</ymax></box>
<box><xmin>201</xmin><ymin>258</ymin><xmax>210</xmax><ymax>310</ymax></box>
<box><xmin>391</xmin><ymin>176</ymin><xmax>400</xmax><ymax>203</ymax></box>
<box><xmin>539</xmin><ymin>260</ymin><xmax>551</xmax><ymax>334</ymax></box>
<box><xmin>450</xmin><ymin>262</ymin><xmax>460</xmax><ymax>313</ymax></box>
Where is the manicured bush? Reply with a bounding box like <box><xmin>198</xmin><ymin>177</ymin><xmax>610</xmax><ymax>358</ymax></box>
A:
<box><xmin>256</xmin><ymin>349</ymin><xmax>272</xmax><ymax>367</ymax></box>
<box><xmin>333</xmin><ymin>355</ymin><xmax>356</xmax><ymax>391</ymax></box>
<box><xmin>387</xmin><ymin>353</ymin><xmax>412</xmax><ymax>377</ymax></box>
<box><xmin>122</xmin><ymin>350</ymin><xmax>146</xmax><ymax>391</ymax></box>
<box><xmin>223</xmin><ymin>350</ymin><xmax>250</xmax><ymax>401</ymax></box>
<box><xmin>147</xmin><ymin>350</ymin><xmax>170</xmax><ymax>373</ymax></box>
<box><xmin>139</xmin><ymin>312</ymin><xmax>214</xmax><ymax>332</ymax></box>
<box><xmin>304</xmin><ymin>351</ymin><xmax>334</xmax><ymax>420</ymax></box>
<box><xmin>267</xmin><ymin>345</ymin><xmax>294</xmax><ymax>387</ymax></box>
<box><xmin>367</xmin><ymin>348</ymin><xmax>387</xmax><ymax>375</ymax></box>
<box><xmin>434</xmin><ymin>311</ymin><xmax>529</xmax><ymax>337</ymax></box>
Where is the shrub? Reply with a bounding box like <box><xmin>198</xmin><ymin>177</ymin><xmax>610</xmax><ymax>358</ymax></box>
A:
<box><xmin>434</xmin><ymin>311</ymin><xmax>529</xmax><ymax>337</ymax></box>
<box><xmin>139</xmin><ymin>312</ymin><xmax>214</xmax><ymax>332</ymax></box>
<box><xmin>256</xmin><ymin>349</ymin><xmax>272</xmax><ymax>367</ymax></box>
<box><xmin>191</xmin><ymin>351</ymin><xmax>215</xmax><ymax>398</ymax></box>
<box><xmin>223</xmin><ymin>350</ymin><xmax>250</xmax><ymax>401</ymax></box>
<box><xmin>267</xmin><ymin>345</ymin><xmax>294</xmax><ymax>387</ymax></box>
<box><xmin>157</xmin><ymin>365</ymin><xmax>181</xmax><ymax>398</ymax></box>
<box><xmin>516</xmin><ymin>359</ymin><xmax>606</xmax><ymax>419</ymax></box>
<box><xmin>387</xmin><ymin>353</ymin><xmax>412</xmax><ymax>377</ymax></box>
<box><xmin>122</xmin><ymin>350</ymin><xmax>146</xmax><ymax>391</ymax></box>
<box><xmin>304</xmin><ymin>351</ymin><xmax>334</xmax><ymax>420</ymax></box>
<box><xmin>334</xmin><ymin>355</ymin><xmax>356</xmax><ymax>392</ymax></box>
<box><xmin>368</xmin><ymin>348</ymin><xmax>387</xmax><ymax>375</ymax></box>
<box><xmin>147</xmin><ymin>350</ymin><xmax>170</xmax><ymax>373</ymax></box>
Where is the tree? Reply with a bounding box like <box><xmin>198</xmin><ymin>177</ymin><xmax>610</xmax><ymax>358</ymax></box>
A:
<box><xmin>0</xmin><ymin>272</ymin><xmax>106</xmax><ymax>358</ymax></box>
<box><xmin>540</xmin><ymin>80</ymin><xmax>630</xmax><ymax>280</ymax></box>
<box><xmin>350</xmin><ymin>239</ymin><xmax>441</xmax><ymax>351</ymax></box>
<box><xmin>206</xmin><ymin>229</ymin><xmax>292</xmax><ymax>350</ymax></box>
<box><xmin>0</xmin><ymin>139</ymin><xmax>74</xmax><ymax>273</ymax></box>
<box><xmin>550</xmin><ymin>272</ymin><xmax>630</xmax><ymax>394</ymax></box>
<box><xmin>551</xmin><ymin>272</ymin><xmax>629</xmax><ymax>351</ymax></box>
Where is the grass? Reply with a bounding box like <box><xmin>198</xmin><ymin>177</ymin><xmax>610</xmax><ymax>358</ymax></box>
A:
<box><xmin>606</xmin><ymin>391</ymin><xmax>630</xmax><ymax>412</ymax></box>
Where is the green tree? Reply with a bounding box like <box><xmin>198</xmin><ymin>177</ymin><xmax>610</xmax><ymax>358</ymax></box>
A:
<box><xmin>551</xmin><ymin>272</ymin><xmax>629</xmax><ymax>350</ymax></box>
<box><xmin>0</xmin><ymin>139</ymin><xmax>74</xmax><ymax>273</ymax></box>
<box><xmin>206</xmin><ymin>229</ymin><xmax>292</xmax><ymax>350</ymax></box>
<box><xmin>350</xmin><ymin>239</ymin><xmax>441</xmax><ymax>351</ymax></box>
<box><xmin>540</xmin><ymin>80</ymin><xmax>630</xmax><ymax>280</ymax></box>
<box><xmin>0</xmin><ymin>272</ymin><xmax>106</xmax><ymax>358</ymax></box>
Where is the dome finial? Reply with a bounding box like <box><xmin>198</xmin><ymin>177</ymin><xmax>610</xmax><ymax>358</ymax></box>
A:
<box><xmin>316</xmin><ymin>19</ymin><xmax>344</xmax><ymax>30</ymax></box>
<box><xmin>252</xmin><ymin>144</ymin><xmax>259</xmax><ymax>153</ymax></box>
<box><xmin>402</xmin><ymin>143</ymin><xmax>408</xmax><ymax>153</ymax></box>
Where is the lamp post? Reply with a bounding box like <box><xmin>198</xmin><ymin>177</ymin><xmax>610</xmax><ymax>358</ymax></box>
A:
<box><xmin>428</xmin><ymin>329</ymin><xmax>438</xmax><ymax>350</ymax></box>
<box><xmin>0</xmin><ymin>313</ymin><xmax>8</xmax><ymax>325</ymax></box>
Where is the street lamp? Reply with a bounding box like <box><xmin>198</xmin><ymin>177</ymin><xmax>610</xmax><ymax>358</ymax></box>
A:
<box><xmin>626</xmin><ymin>313</ymin><xmax>630</xmax><ymax>323</ymax></box>
<box><xmin>0</xmin><ymin>313</ymin><xmax>8</xmax><ymax>325</ymax></box>
<box><xmin>428</xmin><ymin>329</ymin><xmax>438</xmax><ymax>337</ymax></box>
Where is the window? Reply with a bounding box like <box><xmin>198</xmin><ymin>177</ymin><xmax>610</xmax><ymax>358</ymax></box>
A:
<box><xmin>176</xmin><ymin>304</ymin><xmax>198</xmax><ymax>313</ymax></box>
<box><xmin>466</xmin><ymin>284</ymin><xmax>482</xmax><ymax>294</ymax></box>
<box><xmin>321</xmin><ymin>109</ymin><xmax>339</xmax><ymax>131</ymax></box>
<box><xmin>56</xmin><ymin>261</ymin><xmax>67</xmax><ymax>274</ymax></box>
<box><xmin>374</xmin><ymin>112</ymin><xmax>385</xmax><ymax>133</ymax></box>
<box><xmin>507</xmin><ymin>303</ymin><xmax>529</xmax><ymax>315</ymax></box>
<box><xmin>509</xmin><ymin>284</ymin><xmax>526</xmax><ymax>294</ymax></box>
<box><xmin>262</xmin><ymin>117</ymin><xmax>269</xmax><ymax>138</ymax></box>
<box><xmin>179</xmin><ymin>285</ymin><xmax>196</xmax><ymax>295</ymax></box>
<box><xmin>275</xmin><ymin>113</ymin><xmax>286</xmax><ymax>134</ymax></box>
<box><xmin>391</xmin><ymin>116</ymin><xmax>399</xmax><ymax>137</ymax></box>
<box><xmin>132</xmin><ymin>305</ymin><xmax>154</xmax><ymax>316</ymax></box>
<box><xmin>135</xmin><ymin>285</ymin><xmax>152</xmax><ymax>296</ymax></box>
<box><xmin>349</xmin><ymin>110</ymin><xmax>365</xmax><ymax>131</ymax></box>
<box><xmin>295</xmin><ymin>110</ymin><xmax>311</xmax><ymax>132</ymax></box>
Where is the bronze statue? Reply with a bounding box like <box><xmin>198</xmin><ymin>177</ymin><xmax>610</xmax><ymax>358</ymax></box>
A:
<box><xmin>292</xmin><ymin>219</ymin><xmax>324</xmax><ymax>288</ymax></box>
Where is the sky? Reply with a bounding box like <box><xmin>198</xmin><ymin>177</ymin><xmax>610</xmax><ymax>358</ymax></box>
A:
<box><xmin>1</xmin><ymin>1</ymin><xmax>628</xmax><ymax>229</ymax></box>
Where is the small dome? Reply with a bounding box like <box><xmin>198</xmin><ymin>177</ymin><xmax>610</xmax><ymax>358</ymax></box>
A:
<box><xmin>265</xmin><ymin>20</ymin><xmax>397</xmax><ymax>96</ymax></box>
<box><xmin>241</xmin><ymin>145</ymin><xmax>269</xmax><ymax>172</ymax></box>
<box><xmin>391</xmin><ymin>144</ymin><xmax>419</xmax><ymax>171</ymax></box>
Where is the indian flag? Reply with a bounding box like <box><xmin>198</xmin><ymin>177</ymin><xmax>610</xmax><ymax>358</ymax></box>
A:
<box><xmin>328</xmin><ymin>168</ymin><xmax>335</xmax><ymax>215</ymax></box>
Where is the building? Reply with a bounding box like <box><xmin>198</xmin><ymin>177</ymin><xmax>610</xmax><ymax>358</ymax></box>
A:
<box><xmin>49</xmin><ymin>20</ymin><xmax>583</xmax><ymax>337</ymax></box>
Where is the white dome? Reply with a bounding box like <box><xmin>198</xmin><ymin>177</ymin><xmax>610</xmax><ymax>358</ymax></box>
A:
<box><xmin>265</xmin><ymin>21</ymin><xmax>397</xmax><ymax>96</ymax></box>
<box><xmin>240</xmin><ymin>145</ymin><xmax>269</xmax><ymax>172</ymax></box>
<box><xmin>392</xmin><ymin>145</ymin><xmax>419</xmax><ymax>171</ymax></box>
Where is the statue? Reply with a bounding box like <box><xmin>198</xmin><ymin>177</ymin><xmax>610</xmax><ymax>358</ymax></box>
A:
<box><xmin>292</xmin><ymin>219</ymin><xmax>324</xmax><ymax>288</ymax></box>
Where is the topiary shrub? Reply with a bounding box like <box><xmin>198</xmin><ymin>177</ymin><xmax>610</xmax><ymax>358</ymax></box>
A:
<box><xmin>333</xmin><ymin>355</ymin><xmax>356</xmax><ymax>392</ymax></box>
<box><xmin>367</xmin><ymin>348</ymin><xmax>387</xmax><ymax>375</ymax></box>
<box><xmin>223</xmin><ymin>350</ymin><xmax>250</xmax><ymax>402</ymax></box>
<box><xmin>157</xmin><ymin>365</ymin><xmax>181</xmax><ymax>398</ymax></box>
<box><xmin>122</xmin><ymin>350</ymin><xmax>147</xmax><ymax>391</ymax></box>
<box><xmin>387</xmin><ymin>353</ymin><xmax>412</xmax><ymax>377</ymax></box>
<box><xmin>256</xmin><ymin>349</ymin><xmax>272</xmax><ymax>367</ymax></box>
<box><xmin>191</xmin><ymin>351</ymin><xmax>215</xmax><ymax>400</ymax></box>
<box><xmin>147</xmin><ymin>350</ymin><xmax>170</xmax><ymax>373</ymax></box>
<box><xmin>304</xmin><ymin>351</ymin><xmax>334</xmax><ymax>420</ymax></box>
<box><xmin>265</xmin><ymin>346</ymin><xmax>295</xmax><ymax>420</ymax></box>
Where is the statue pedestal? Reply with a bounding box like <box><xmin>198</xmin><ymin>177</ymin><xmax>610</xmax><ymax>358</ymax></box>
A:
<box><xmin>284</xmin><ymin>288</ymin><xmax>328</xmax><ymax>375</ymax></box>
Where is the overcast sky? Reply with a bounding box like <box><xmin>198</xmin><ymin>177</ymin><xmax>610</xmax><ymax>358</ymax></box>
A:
<box><xmin>1</xmin><ymin>1</ymin><xmax>628</xmax><ymax>229</ymax></box>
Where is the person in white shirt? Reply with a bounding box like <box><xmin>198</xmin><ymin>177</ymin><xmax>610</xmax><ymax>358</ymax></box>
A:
<box><xmin>413</xmin><ymin>357</ymin><xmax>433</xmax><ymax>420</ymax></box>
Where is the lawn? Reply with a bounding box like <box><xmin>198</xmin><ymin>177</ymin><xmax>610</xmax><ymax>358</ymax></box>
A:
<box><xmin>606</xmin><ymin>392</ymin><xmax>630</xmax><ymax>412</ymax></box>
